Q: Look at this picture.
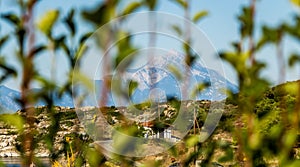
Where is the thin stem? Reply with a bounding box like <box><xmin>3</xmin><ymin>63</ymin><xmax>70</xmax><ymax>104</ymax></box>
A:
<box><xmin>21</xmin><ymin>0</ymin><xmax>37</xmax><ymax>166</ymax></box>
<box><xmin>249</xmin><ymin>0</ymin><xmax>256</xmax><ymax>66</ymax></box>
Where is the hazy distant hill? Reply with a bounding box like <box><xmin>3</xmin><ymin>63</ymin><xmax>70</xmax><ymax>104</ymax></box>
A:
<box><xmin>0</xmin><ymin>86</ymin><xmax>74</xmax><ymax>113</ymax></box>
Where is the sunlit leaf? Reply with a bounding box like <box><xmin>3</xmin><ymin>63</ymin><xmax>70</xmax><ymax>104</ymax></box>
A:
<box><xmin>186</xmin><ymin>135</ymin><xmax>199</xmax><ymax>147</ymax></box>
<box><xmin>121</xmin><ymin>1</ymin><xmax>142</xmax><ymax>16</ymax></box>
<box><xmin>36</xmin><ymin>10</ymin><xmax>60</xmax><ymax>36</ymax></box>
<box><xmin>75</xmin><ymin>44</ymin><xmax>88</xmax><ymax>61</ymax></box>
<box><xmin>249</xmin><ymin>132</ymin><xmax>261</xmax><ymax>149</ymax></box>
<box><xmin>284</xmin><ymin>130</ymin><xmax>297</xmax><ymax>148</ymax></box>
<box><xmin>283</xmin><ymin>81</ymin><xmax>299</xmax><ymax>95</ymax></box>
<box><xmin>85</xmin><ymin>147</ymin><xmax>106</xmax><ymax>166</ymax></box>
<box><xmin>0</xmin><ymin>114</ymin><xmax>24</xmax><ymax>131</ymax></box>
<box><xmin>192</xmin><ymin>11</ymin><xmax>208</xmax><ymax>23</ymax></box>
<box><xmin>290</xmin><ymin>0</ymin><xmax>300</xmax><ymax>7</ymax></box>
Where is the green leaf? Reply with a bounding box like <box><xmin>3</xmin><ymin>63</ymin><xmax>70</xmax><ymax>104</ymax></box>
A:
<box><xmin>75</xmin><ymin>44</ymin><xmax>88</xmax><ymax>61</ymax></box>
<box><xmin>283</xmin><ymin>81</ymin><xmax>299</xmax><ymax>94</ymax></box>
<box><xmin>186</xmin><ymin>135</ymin><xmax>199</xmax><ymax>147</ymax></box>
<box><xmin>171</xmin><ymin>0</ymin><xmax>187</xmax><ymax>9</ymax></box>
<box><xmin>0</xmin><ymin>35</ymin><xmax>9</xmax><ymax>50</ymax></box>
<box><xmin>249</xmin><ymin>132</ymin><xmax>261</xmax><ymax>149</ymax></box>
<box><xmin>288</xmin><ymin>54</ymin><xmax>300</xmax><ymax>67</ymax></box>
<box><xmin>143</xmin><ymin>0</ymin><xmax>157</xmax><ymax>10</ymax></box>
<box><xmin>79</xmin><ymin>32</ymin><xmax>93</xmax><ymax>44</ymax></box>
<box><xmin>0</xmin><ymin>58</ymin><xmax>17</xmax><ymax>80</ymax></box>
<box><xmin>61</xmin><ymin>43</ymin><xmax>71</xmax><ymax>58</ymax></box>
<box><xmin>121</xmin><ymin>2</ymin><xmax>142</xmax><ymax>16</ymax></box>
<box><xmin>237</xmin><ymin>7</ymin><xmax>253</xmax><ymax>38</ymax></box>
<box><xmin>168</xmin><ymin>64</ymin><xmax>183</xmax><ymax>81</ymax></box>
<box><xmin>171</xmin><ymin>25</ymin><xmax>182</xmax><ymax>36</ymax></box>
<box><xmin>284</xmin><ymin>130</ymin><xmax>297</xmax><ymax>148</ymax></box>
<box><xmin>112</xmin><ymin>125</ymin><xmax>142</xmax><ymax>154</ymax></box>
<box><xmin>256</xmin><ymin>25</ymin><xmax>282</xmax><ymax>50</ymax></box>
<box><xmin>64</xmin><ymin>9</ymin><xmax>76</xmax><ymax>36</ymax></box>
<box><xmin>53</xmin><ymin>35</ymin><xmax>66</xmax><ymax>50</ymax></box>
<box><xmin>290</xmin><ymin>0</ymin><xmax>300</xmax><ymax>7</ymax></box>
<box><xmin>192</xmin><ymin>11</ymin><xmax>208</xmax><ymax>23</ymax></box>
<box><xmin>1</xmin><ymin>13</ymin><xmax>20</xmax><ymax>26</ymax></box>
<box><xmin>72</xmin><ymin>70</ymin><xmax>94</xmax><ymax>92</ymax></box>
<box><xmin>219</xmin><ymin>51</ymin><xmax>249</xmax><ymax>74</ymax></box>
<box><xmin>191</xmin><ymin>82</ymin><xmax>210</xmax><ymax>99</ymax></box>
<box><xmin>31</xmin><ymin>45</ymin><xmax>46</xmax><ymax>56</ymax></box>
<box><xmin>36</xmin><ymin>10</ymin><xmax>60</xmax><ymax>36</ymax></box>
<box><xmin>185</xmin><ymin>53</ymin><xmax>197</xmax><ymax>67</ymax></box>
<box><xmin>231</xmin><ymin>41</ymin><xmax>242</xmax><ymax>53</ymax></box>
<box><xmin>85</xmin><ymin>147</ymin><xmax>106</xmax><ymax>166</ymax></box>
<box><xmin>218</xmin><ymin>141</ymin><xmax>234</xmax><ymax>162</ymax></box>
<box><xmin>128</xmin><ymin>80</ymin><xmax>138</xmax><ymax>97</ymax></box>
<box><xmin>82</xmin><ymin>0</ymin><xmax>119</xmax><ymax>26</ymax></box>
<box><xmin>114</xmin><ymin>31</ymin><xmax>138</xmax><ymax>69</ymax></box>
<box><xmin>0</xmin><ymin>114</ymin><xmax>24</xmax><ymax>131</ymax></box>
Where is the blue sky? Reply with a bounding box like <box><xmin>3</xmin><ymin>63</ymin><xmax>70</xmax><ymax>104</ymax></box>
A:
<box><xmin>0</xmin><ymin>0</ymin><xmax>299</xmax><ymax>90</ymax></box>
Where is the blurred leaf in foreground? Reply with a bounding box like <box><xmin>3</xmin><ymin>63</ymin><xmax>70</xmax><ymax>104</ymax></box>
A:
<box><xmin>290</xmin><ymin>0</ymin><xmax>300</xmax><ymax>7</ymax></box>
<box><xmin>36</xmin><ymin>10</ymin><xmax>60</xmax><ymax>36</ymax></box>
<box><xmin>0</xmin><ymin>114</ymin><xmax>24</xmax><ymax>131</ymax></box>
<box><xmin>193</xmin><ymin>11</ymin><xmax>208</xmax><ymax>23</ymax></box>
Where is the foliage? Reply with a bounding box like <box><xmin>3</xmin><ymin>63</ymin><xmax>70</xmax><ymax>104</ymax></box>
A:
<box><xmin>0</xmin><ymin>0</ymin><xmax>299</xmax><ymax>166</ymax></box>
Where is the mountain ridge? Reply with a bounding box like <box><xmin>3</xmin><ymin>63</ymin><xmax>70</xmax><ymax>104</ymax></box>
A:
<box><xmin>0</xmin><ymin>53</ymin><xmax>238</xmax><ymax>112</ymax></box>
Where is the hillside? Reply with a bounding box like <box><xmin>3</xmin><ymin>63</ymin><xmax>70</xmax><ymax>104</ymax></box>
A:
<box><xmin>0</xmin><ymin>81</ymin><xmax>299</xmax><ymax>166</ymax></box>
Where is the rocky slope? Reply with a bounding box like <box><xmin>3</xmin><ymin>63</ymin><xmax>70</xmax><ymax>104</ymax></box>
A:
<box><xmin>0</xmin><ymin>123</ymin><xmax>18</xmax><ymax>157</ymax></box>
<box><xmin>0</xmin><ymin>101</ymin><xmax>210</xmax><ymax>159</ymax></box>
<box><xmin>0</xmin><ymin>106</ymin><xmax>87</xmax><ymax>158</ymax></box>
<box><xmin>1</xmin><ymin>95</ymin><xmax>298</xmax><ymax>166</ymax></box>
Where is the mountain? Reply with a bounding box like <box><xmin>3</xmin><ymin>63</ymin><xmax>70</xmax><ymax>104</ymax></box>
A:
<box><xmin>0</xmin><ymin>52</ymin><xmax>238</xmax><ymax>112</ymax></box>
<box><xmin>0</xmin><ymin>86</ymin><xmax>74</xmax><ymax>113</ymax></box>
<box><xmin>89</xmin><ymin>52</ymin><xmax>238</xmax><ymax>107</ymax></box>
<box><xmin>0</xmin><ymin>86</ymin><xmax>21</xmax><ymax>113</ymax></box>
